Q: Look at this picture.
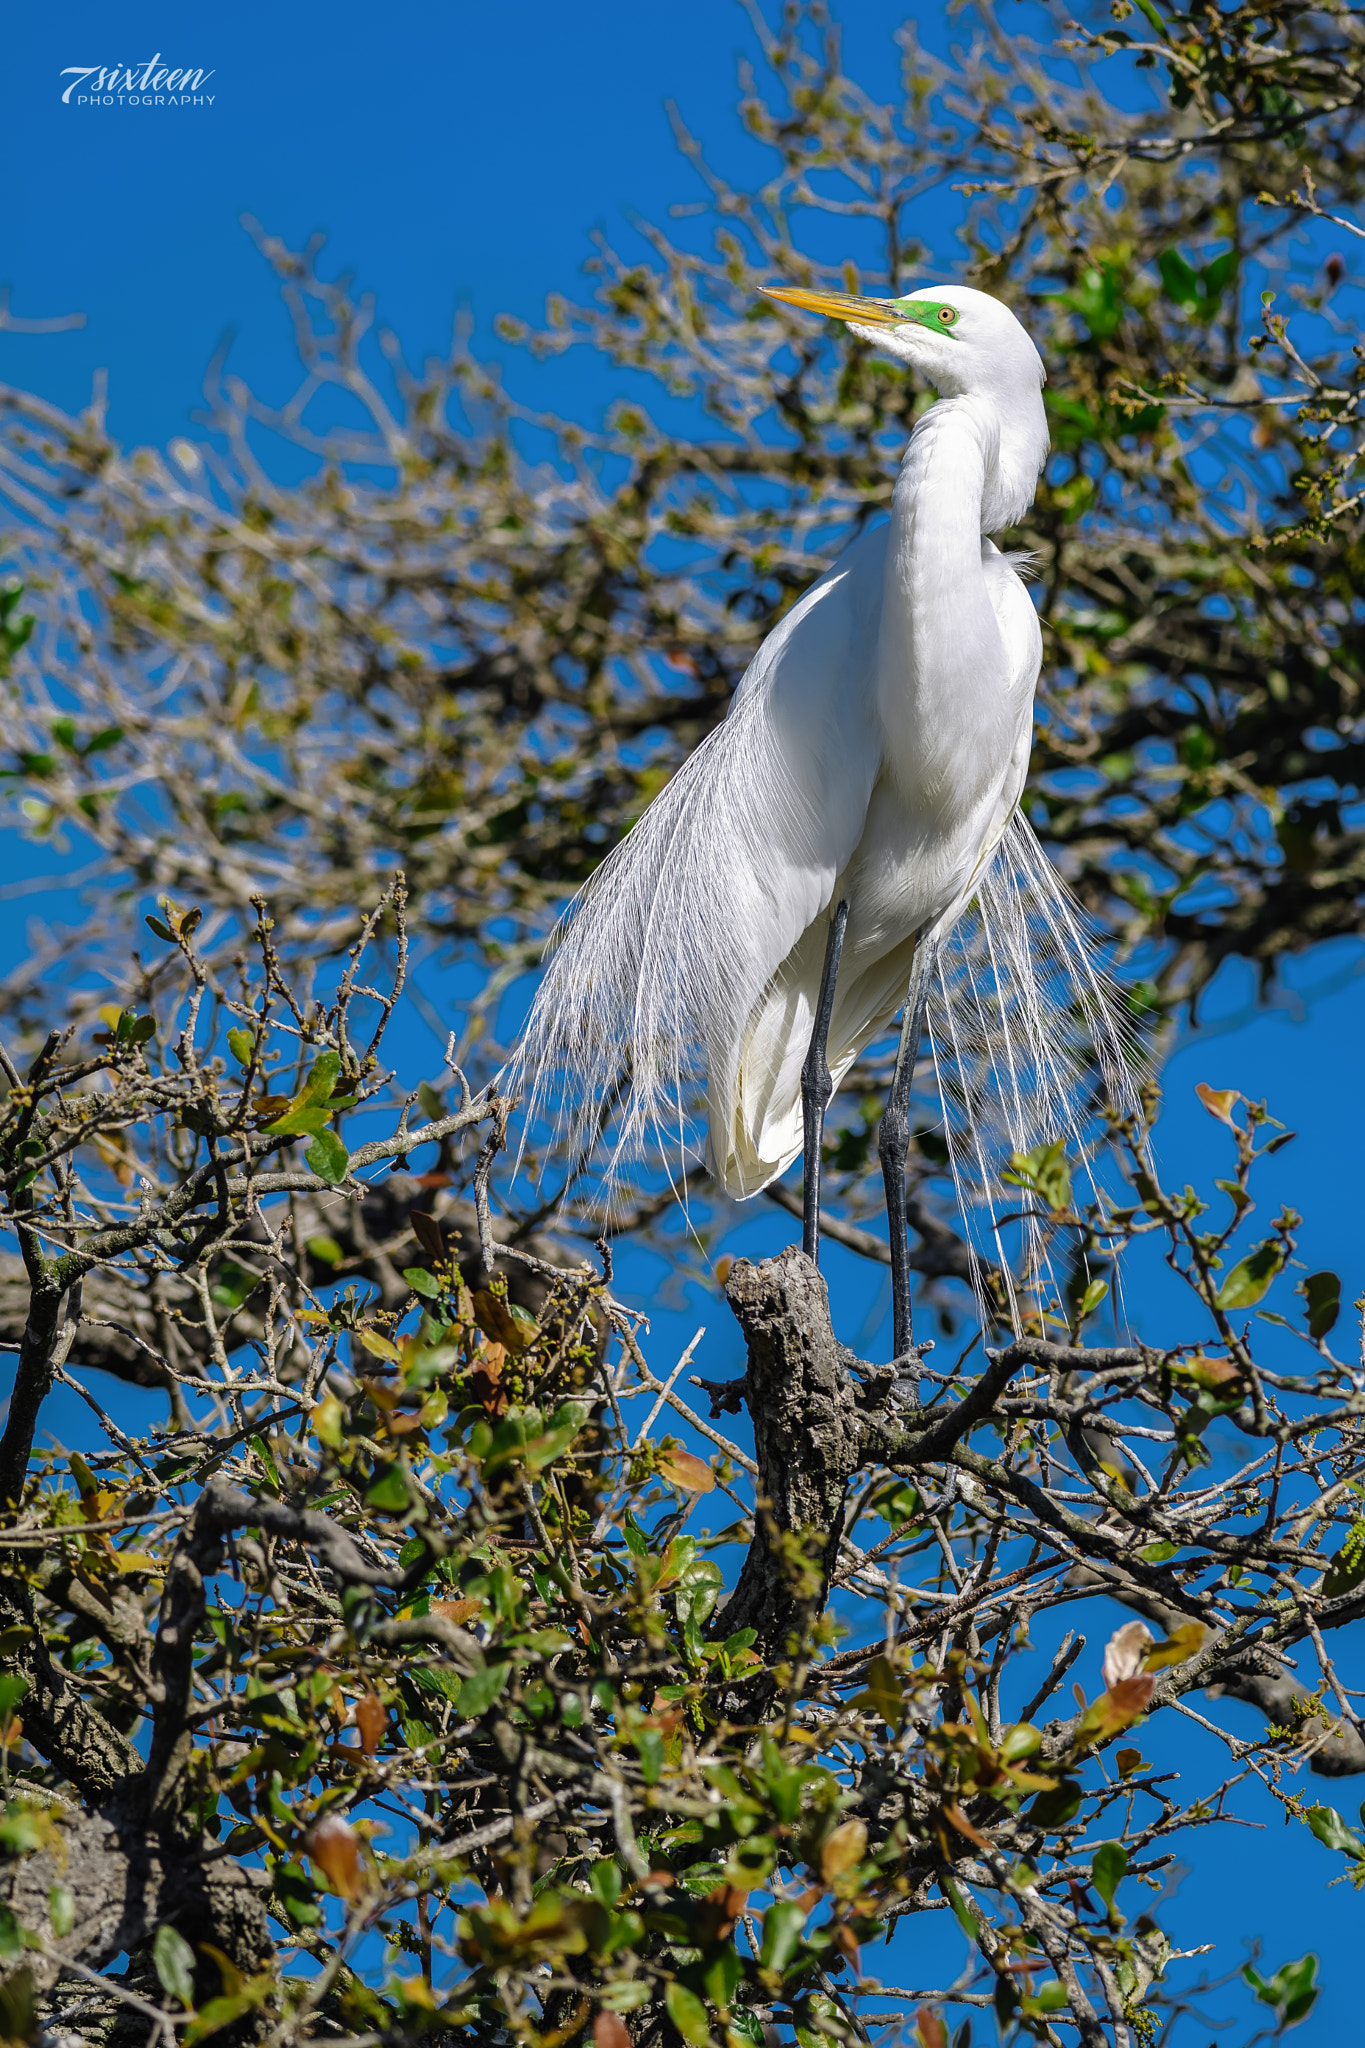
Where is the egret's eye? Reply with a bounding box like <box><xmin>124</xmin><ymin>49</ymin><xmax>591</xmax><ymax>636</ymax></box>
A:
<box><xmin>938</xmin><ymin>306</ymin><xmax>958</xmax><ymax>326</ymax></box>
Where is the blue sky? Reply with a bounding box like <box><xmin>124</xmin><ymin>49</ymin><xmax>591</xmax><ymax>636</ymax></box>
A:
<box><xmin>6</xmin><ymin>2</ymin><xmax>1365</xmax><ymax>2035</ymax></box>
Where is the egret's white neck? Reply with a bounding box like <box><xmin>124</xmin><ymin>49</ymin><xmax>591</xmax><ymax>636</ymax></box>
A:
<box><xmin>874</xmin><ymin>391</ymin><xmax>1042</xmax><ymax>807</ymax></box>
<box><xmin>915</xmin><ymin>384</ymin><xmax>1048</xmax><ymax>533</ymax></box>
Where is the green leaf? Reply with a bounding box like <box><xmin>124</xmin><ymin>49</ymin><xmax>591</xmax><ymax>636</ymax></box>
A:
<box><xmin>703</xmin><ymin>1948</ymin><xmax>741</xmax><ymax>2010</ymax></box>
<box><xmin>859</xmin><ymin>1651</ymin><xmax>905</xmax><ymax>1732</ymax></box>
<box><xmin>0</xmin><ymin>1676</ymin><xmax>28</xmax><ymax>1721</ymax></box>
<box><xmin>664</xmin><ymin>1981</ymin><xmax>712</xmax><ymax>2048</ymax></box>
<box><xmin>942</xmin><ymin>1876</ymin><xmax>979</xmax><ymax>1938</ymax></box>
<box><xmin>1027</xmin><ymin>1780</ymin><xmax>1082</xmax><ymax>1829</ymax></box>
<box><xmin>1243</xmin><ymin>1953</ymin><xmax>1318</xmax><ymax>2027</ymax></box>
<box><xmin>1000</xmin><ymin>1721</ymin><xmax>1042</xmax><ymax>1762</ymax></box>
<box><xmin>364</xmin><ymin>1466</ymin><xmax>411</xmax><ymax>1513</ymax></box>
<box><xmin>403</xmin><ymin>1267</ymin><xmax>442</xmax><ymax>1298</ymax></box>
<box><xmin>0</xmin><ymin>1906</ymin><xmax>22</xmax><ymax>1963</ymax></box>
<box><xmin>1301</xmin><ymin>1270</ymin><xmax>1341</xmax><ymax>1340</ymax></box>
<box><xmin>1091</xmin><ymin>1841</ymin><xmax>1128</xmax><ymax>1921</ymax></box>
<box><xmin>1215</xmin><ymin>1241</ymin><xmax>1284</xmax><ymax>1311</ymax></box>
<box><xmin>726</xmin><ymin>2009</ymin><xmax>765</xmax><ymax>2048</ymax></box>
<box><xmin>1203</xmin><ymin>249</ymin><xmax>1237</xmax><ymax>298</ymax></box>
<box><xmin>304</xmin><ymin>1129</ymin><xmax>350</xmax><ymax>1184</ymax></box>
<box><xmin>1077</xmin><ymin>1277</ymin><xmax>1109</xmax><ymax>1323</ymax></box>
<box><xmin>457</xmin><ymin>1662</ymin><xmax>511</xmax><ymax>1719</ymax></box>
<box><xmin>183</xmin><ymin>1973</ymin><xmax>274</xmax><ymax>2046</ymax></box>
<box><xmin>1307</xmin><ymin>1803</ymin><xmax>1363</xmax><ymax>1857</ymax></box>
<box><xmin>272</xmin><ymin>1861</ymin><xmax>323</xmax><ymax>1929</ymax></box>
<box><xmin>1320</xmin><ymin>1517</ymin><xmax>1365</xmax><ymax>1600</ymax></box>
<box><xmin>636</xmin><ymin>1726</ymin><xmax>665</xmax><ymax>1784</ymax></box>
<box><xmin>588</xmin><ymin>1860</ymin><xmax>622</xmax><ymax>1908</ymax></box>
<box><xmin>1158</xmin><ymin>248</ymin><xmax>1200</xmax><ymax>306</ymax></box>
<box><xmin>154</xmin><ymin>1923</ymin><xmax>197</xmax><ymax>2010</ymax></box>
<box><xmin>264</xmin><ymin>1050</ymin><xmax>342</xmax><ymax>1137</ymax></box>
<box><xmin>1003</xmin><ymin>1139</ymin><xmax>1071</xmax><ymax>1213</ymax></box>
<box><xmin>0</xmin><ymin>1801</ymin><xmax>54</xmax><ymax>1856</ymax></box>
<box><xmin>760</xmin><ymin>1898</ymin><xmax>807</xmax><ymax>1975</ymax></box>
<box><xmin>1132</xmin><ymin>0</ymin><xmax>1168</xmax><ymax>34</ymax></box>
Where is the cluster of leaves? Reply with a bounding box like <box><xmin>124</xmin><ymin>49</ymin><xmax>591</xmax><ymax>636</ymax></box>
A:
<box><xmin>0</xmin><ymin>903</ymin><xmax>1360</xmax><ymax>2048</ymax></box>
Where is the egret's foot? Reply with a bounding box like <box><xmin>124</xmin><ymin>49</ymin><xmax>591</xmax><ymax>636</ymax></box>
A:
<box><xmin>889</xmin><ymin>1339</ymin><xmax>934</xmax><ymax>1399</ymax></box>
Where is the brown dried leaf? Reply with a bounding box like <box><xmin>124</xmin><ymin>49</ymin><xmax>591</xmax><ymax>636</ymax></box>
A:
<box><xmin>472</xmin><ymin>1289</ymin><xmax>525</xmax><ymax>1350</ymax></box>
<box><xmin>308</xmin><ymin>1814</ymin><xmax>364</xmax><ymax>1899</ymax></box>
<box><xmin>432</xmin><ymin>1597</ymin><xmax>483</xmax><ymax>1624</ymax></box>
<box><xmin>409</xmin><ymin>1210</ymin><xmax>446</xmax><ymax>1263</ymax></box>
<box><xmin>943</xmin><ymin>1803</ymin><xmax>991</xmax><ymax>1851</ymax></box>
<box><xmin>916</xmin><ymin>2010</ymin><xmax>948</xmax><ymax>2048</ymax></box>
<box><xmin>354</xmin><ymin>1692</ymin><xmax>386</xmax><ymax>1757</ymax></box>
<box><xmin>1108</xmin><ymin>1674</ymin><xmax>1156</xmax><ymax>1715</ymax></box>
<box><xmin>656</xmin><ymin>1446</ymin><xmax>713</xmax><ymax>1494</ymax></box>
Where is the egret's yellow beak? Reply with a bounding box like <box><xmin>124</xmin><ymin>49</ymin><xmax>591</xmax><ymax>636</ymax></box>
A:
<box><xmin>761</xmin><ymin>284</ymin><xmax>905</xmax><ymax>328</ymax></box>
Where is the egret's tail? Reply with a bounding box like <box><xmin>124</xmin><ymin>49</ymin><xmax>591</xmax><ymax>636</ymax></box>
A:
<box><xmin>507</xmin><ymin>807</ymin><xmax>1142</xmax><ymax>1302</ymax></box>
<box><xmin>923</xmin><ymin>816</ymin><xmax>1144</xmax><ymax>1319</ymax></box>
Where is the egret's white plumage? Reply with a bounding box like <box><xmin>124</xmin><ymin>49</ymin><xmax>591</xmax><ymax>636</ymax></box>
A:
<box><xmin>511</xmin><ymin>283</ymin><xmax>1132</xmax><ymax>1273</ymax></box>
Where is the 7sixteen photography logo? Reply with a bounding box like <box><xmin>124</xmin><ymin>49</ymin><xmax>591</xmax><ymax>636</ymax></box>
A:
<box><xmin>60</xmin><ymin>54</ymin><xmax>215</xmax><ymax>107</ymax></box>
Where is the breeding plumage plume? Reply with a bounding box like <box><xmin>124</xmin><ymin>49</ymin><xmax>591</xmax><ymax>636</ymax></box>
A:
<box><xmin>510</xmin><ymin>281</ymin><xmax>1136</xmax><ymax>1354</ymax></box>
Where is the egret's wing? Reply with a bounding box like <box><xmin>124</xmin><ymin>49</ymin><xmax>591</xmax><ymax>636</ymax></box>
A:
<box><xmin>716</xmin><ymin>539</ymin><xmax>1046</xmax><ymax>1196</ymax></box>
<box><xmin>509</xmin><ymin>522</ymin><xmax>889</xmax><ymax>1200</ymax></box>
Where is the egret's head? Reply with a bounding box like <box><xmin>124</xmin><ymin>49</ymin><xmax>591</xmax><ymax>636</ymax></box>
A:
<box><xmin>762</xmin><ymin>281</ymin><xmax>1044</xmax><ymax>401</ymax></box>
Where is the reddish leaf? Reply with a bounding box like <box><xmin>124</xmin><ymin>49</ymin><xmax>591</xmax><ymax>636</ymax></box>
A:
<box><xmin>657</xmin><ymin>1446</ymin><xmax>713</xmax><ymax>1494</ymax></box>
<box><xmin>701</xmin><ymin>1882</ymin><xmax>749</xmax><ymax>1939</ymax></box>
<box><xmin>594</xmin><ymin>2015</ymin><xmax>631</xmax><ymax>2048</ymax></box>
<box><xmin>943</xmin><ymin>1803</ymin><xmax>991</xmax><ymax>1851</ymax></box>
<box><xmin>354</xmin><ymin>1692</ymin><xmax>386</xmax><ymax>1757</ymax></box>
<box><xmin>432</xmin><ymin>1596</ymin><xmax>484</xmax><ymax>1624</ymax></box>
<box><xmin>916</xmin><ymin>2010</ymin><xmax>948</xmax><ymax>2048</ymax></box>
<box><xmin>385</xmin><ymin>1409</ymin><xmax>426</xmax><ymax>1436</ymax></box>
<box><xmin>308</xmin><ymin>1814</ymin><xmax>363</xmax><ymax>1900</ymax></box>
<box><xmin>409</xmin><ymin>1210</ymin><xmax>446</xmax><ymax>1262</ymax></box>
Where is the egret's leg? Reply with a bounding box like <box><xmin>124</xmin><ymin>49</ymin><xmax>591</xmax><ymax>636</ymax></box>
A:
<box><xmin>878</xmin><ymin>950</ymin><xmax>933</xmax><ymax>1361</ymax></box>
<box><xmin>800</xmin><ymin>898</ymin><xmax>849</xmax><ymax>1264</ymax></box>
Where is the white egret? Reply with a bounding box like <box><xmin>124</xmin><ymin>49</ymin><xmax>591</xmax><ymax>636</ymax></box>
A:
<box><xmin>513</xmin><ymin>281</ymin><xmax>1125</xmax><ymax>1356</ymax></box>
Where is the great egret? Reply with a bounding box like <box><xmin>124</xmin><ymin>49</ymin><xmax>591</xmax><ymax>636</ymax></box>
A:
<box><xmin>513</xmin><ymin>282</ymin><xmax>1120</xmax><ymax>1356</ymax></box>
